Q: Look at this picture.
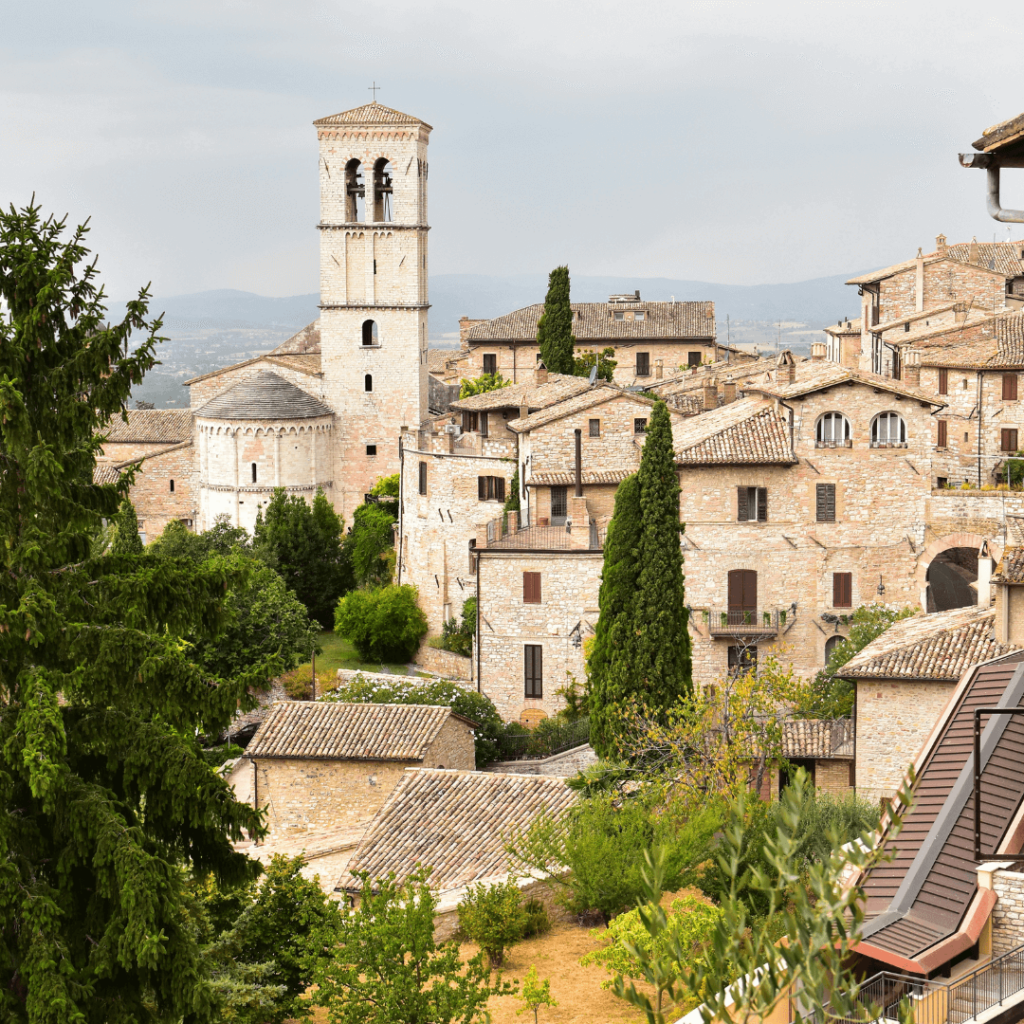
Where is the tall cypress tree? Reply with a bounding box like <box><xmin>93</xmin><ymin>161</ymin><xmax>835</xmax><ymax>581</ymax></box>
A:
<box><xmin>535</xmin><ymin>265</ymin><xmax>575</xmax><ymax>374</ymax></box>
<box><xmin>110</xmin><ymin>495</ymin><xmax>144</xmax><ymax>554</ymax></box>
<box><xmin>588</xmin><ymin>474</ymin><xmax>642</xmax><ymax>758</ymax></box>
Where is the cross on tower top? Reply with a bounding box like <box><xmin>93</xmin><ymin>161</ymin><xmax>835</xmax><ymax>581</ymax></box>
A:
<box><xmin>368</xmin><ymin>81</ymin><xmax>380</xmax><ymax>102</ymax></box>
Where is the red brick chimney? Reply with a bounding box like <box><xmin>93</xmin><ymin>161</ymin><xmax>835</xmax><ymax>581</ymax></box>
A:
<box><xmin>777</xmin><ymin>350</ymin><xmax>796</xmax><ymax>384</ymax></box>
<box><xmin>903</xmin><ymin>350</ymin><xmax>921</xmax><ymax>388</ymax></box>
<box><xmin>535</xmin><ymin>362</ymin><xmax>548</xmax><ymax>385</ymax></box>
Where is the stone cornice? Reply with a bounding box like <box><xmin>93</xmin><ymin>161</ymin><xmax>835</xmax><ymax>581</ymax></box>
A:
<box><xmin>317</xmin><ymin>223</ymin><xmax>430</xmax><ymax>232</ymax></box>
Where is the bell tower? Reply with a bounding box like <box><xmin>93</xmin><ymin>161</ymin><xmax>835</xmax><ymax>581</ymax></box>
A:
<box><xmin>313</xmin><ymin>102</ymin><xmax>431</xmax><ymax>519</ymax></box>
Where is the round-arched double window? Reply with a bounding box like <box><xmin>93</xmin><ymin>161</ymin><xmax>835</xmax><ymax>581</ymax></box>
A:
<box><xmin>816</xmin><ymin>412</ymin><xmax>851</xmax><ymax>448</ymax></box>
<box><xmin>871</xmin><ymin>411</ymin><xmax>907</xmax><ymax>447</ymax></box>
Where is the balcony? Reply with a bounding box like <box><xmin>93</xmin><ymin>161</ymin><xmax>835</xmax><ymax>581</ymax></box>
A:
<box><xmin>705</xmin><ymin>608</ymin><xmax>787</xmax><ymax>637</ymax></box>
<box><xmin>815</xmin><ymin>439</ymin><xmax>853</xmax><ymax>449</ymax></box>
<box><xmin>484</xmin><ymin>512</ymin><xmax>605</xmax><ymax>552</ymax></box>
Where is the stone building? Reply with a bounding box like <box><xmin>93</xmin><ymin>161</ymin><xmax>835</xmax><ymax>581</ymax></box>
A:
<box><xmin>245</xmin><ymin>701</ymin><xmax>476</xmax><ymax>834</ymax></box>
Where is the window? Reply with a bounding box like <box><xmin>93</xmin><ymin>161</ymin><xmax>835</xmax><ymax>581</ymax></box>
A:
<box><xmin>523</xmin><ymin>572</ymin><xmax>542</xmax><ymax>604</ymax></box>
<box><xmin>1002</xmin><ymin>428</ymin><xmax>1019</xmax><ymax>452</ymax></box>
<box><xmin>477</xmin><ymin>476</ymin><xmax>506</xmax><ymax>502</ymax></box>
<box><xmin>468</xmin><ymin>539</ymin><xmax>477</xmax><ymax>573</ymax></box>
<box><xmin>870</xmin><ymin>412</ymin><xmax>907</xmax><ymax>447</ymax></box>
<box><xmin>589</xmin><ymin>418</ymin><xmax>600</xmax><ymax>437</ymax></box>
<box><xmin>1004</xmin><ymin>374</ymin><xmax>1019</xmax><ymax>401</ymax></box>
<box><xmin>635</xmin><ymin>311</ymin><xmax>645</xmax><ymax>321</ymax></box>
<box><xmin>824</xmin><ymin>635</ymin><xmax>845</xmax><ymax>666</ymax></box>
<box><xmin>728</xmin><ymin>645</ymin><xmax>757</xmax><ymax>676</ymax></box>
<box><xmin>937</xmin><ymin>420</ymin><xmax>948</xmax><ymax>448</ymax></box>
<box><xmin>345</xmin><ymin>158</ymin><xmax>365</xmax><ymax>221</ymax></box>
<box><xmin>483</xmin><ymin>353</ymin><xmax>497</xmax><ymax>375</ymax></box>
<box><xmin>462</xmin><ymin>411</ymin><xmax>479</xmax><ymax>432</ymax></box>
<box><xmin>688</xmin><ymin>352</ymin><xmax>702</xmax><ymax>367</ymax></box>
<box><xmin>636</xmin><ymin>352</ymin><xmax>651</xmax><ymax>376</ymax></box>
<box><xmin>524</xmin><ymin>644</ymin><xmax>543</xmax><ymax>697</ymax></box>
<box><xmin>364</xmin><ymin>373</ymin><xmax>373</xmax><ymax>392</ymax></box>
<box><xmin>614</xmin><ymin>310</ymin><xmax>624</xmax><ymax>321</ymax></box>
<box><xmin>372</xmin><ymin>157</ymin><xmax>393</xmax><ymax>222</ymax></box>
<box><xmin>904</xmin><ymin>322</ymin><xmax>910</xmax><ymax>333</ymax></box>
<box><xmin>727</xmin><ymin>569</ymin><xmax>758</xmax><ymax>625</ymax></box>
<box><xmin>815</xmin><ymin>412</ymin><xmax>851</xmax><ymax>447</ymax></box>
<box><xmin>366</xmin><ymin>444</ymin><xmax>377</xmax><ymax>456</ymax></box>
<box><xmin>938</xmin><ymin>368</ymin><xmax>949</xmax><ymax>395</ymax></box>
<box><xmin>418</xmin><ymin>461</ymin><xmax>427</xmax><ymax>495</ymax></box>
<box><xmin>169</xmin><ymin>479</ymin><xmax>175</xmax><ymax>493</ymax></box>
<box><xmin>937</xmin><ymin>477</ymin><xmax>948</xmax><ymax>489</ymax></box>
<box><xmin>251</xmin><ymin>463</ymin><xmax>257</xmax><ymax>483</ymax></box>
<box><xmin>737</xmin><ymin>486</ymin><xmax>768</xmax><ymax>522</ymax></box>
<box><xmin>833</xmin><ymin>572</ymin><xmax>853</xmax><ymax>608</ymax></box>
<box><xmin>550</xmin><ymin>486</ymin><xmax>568</xmax><ymax>525</ymax></box>
<box><xmin>816</xmin><ymin>483</ymin><xmax>836</xmax><ymax>522</ymax></box>
<box><xmin>479</xmin><ymin>412</ymin><xmax>488</xmax><ymax>438</ymax></box>
<box><xmin>634</xmin><ymin>418</ymin><xmax>647</xmax><ymax>434</ymax></box>
<box><xmin>362</xmin><ymin>319</ymin><xmax>378</xmax><ymax>346</ymax></box>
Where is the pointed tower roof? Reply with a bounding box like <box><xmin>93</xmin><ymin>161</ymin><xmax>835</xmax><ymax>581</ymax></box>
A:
<box><xmin>314</xmin><ymin>102</ymin><xmax>432</xmax><ymax>129</ymax></box>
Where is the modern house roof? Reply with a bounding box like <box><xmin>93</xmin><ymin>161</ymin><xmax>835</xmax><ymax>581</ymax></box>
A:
<box><xmin>464</xmin><ymin>301</ymin><xmax>716</xmax><ymax>343</ymax></box>
<box><xmin>247</xmin><ymin>702</ymin><xmax>475</xmax><ymax>762</ymax></box>
<box><xmin>843</xmin><ymin>608</ymin><xmax>1018</xmax><ymax>682</ymax></box>
<box><xmin>336</xmin><ymin>768</ymin><xmax>576</xmax><ymax>895</ymax></box>
<box><xmin>855</xmin><ymin>652</ymin><xmax>1024</xmax><ymax>974</ymax></box>
<box><xmin>313</xmin><ymin>102</ymin><xmax>432</xmax><ymax>129</ymax></box>
<box><xmin>672</xmin><ymin>398</ymin><xmax>796</xmax><ymax>466</ymax></box>
<box><xmin>102</xmin><ymin>409</ymin><xmax>194</xmax><ymax>444</ymax></box>
<box><xmin>449</xmin><ymin>374</ymin><xmax>591</xmax><ymax>413</ymax></box>
<box><xmin>194</xmin><ymin>370</ymin><xmax>333</xmax><ymax>421</ymax></box>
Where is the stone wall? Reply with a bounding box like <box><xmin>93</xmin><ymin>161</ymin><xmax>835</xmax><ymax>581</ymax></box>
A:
<box><xmin>814</xmin><ymin>758</ymin><xmax>853</xmax><ymax>796</ymax></box>
<box><xmin>115</xmin><ymin>442</ymin><xmax>197</xmax><ymax>541</ymax></box>
<box><xmin>991</xmin><ymin>868</ymin><xmax>1024</xmax><ymax>955</ymax></box>
<box><xmin>855</xmin><ymin>679</ymin><xmax>956</xmax><ymax>802</ymax></box>
<box><xmin>423</xmin><ymin>718</ymin><xmax>477</xmax><ymax>771</ymax></box>
<box><xmin>484</xmin><ymin>743</ymin><xmax>598</xmax><ymax>777</ymax></box>
<box><xmin>416</xmin><ymin>643</ymin><xmax>473</xmax><ymax>681</ymax></box>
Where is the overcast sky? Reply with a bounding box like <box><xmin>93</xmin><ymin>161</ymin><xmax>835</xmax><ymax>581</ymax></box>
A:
<box><xmin>3</xmin><ymin>0</ymin><xmax>1024</xmax><ymax>301</ymax></box>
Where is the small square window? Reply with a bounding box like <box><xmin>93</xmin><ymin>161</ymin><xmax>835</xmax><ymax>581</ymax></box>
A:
<box><xmin>589</xmin><ymin>418</ymin><xmax>600</xmax><ymax>437</ymax></box>
<box><xmin>614</xmin><ymin>311</ymin><xmax>624</xmax><ymax>321</ymax></box>
<box><xmin>687</xmin><ymin>352</ymin><xmax>702</xmax><ymax>367</ymax></box>
<box><xmin>634</xmin><ymin>418</ymin><xmax>647</xmax><ymax>434</ymax></box>
<box><xmin>635</xmin><ymin>311</ymin><xmax>645</xmax><ymax>321</ymax></box>
<box><xmin>366</xmin><ymin>444</ymin><xmax>377</xmax><ymax>456</ymax></box>
<box><xmin>482</xmin><ymin>354</ymin><xmax>497</xmax><ymax>375</ymax></box>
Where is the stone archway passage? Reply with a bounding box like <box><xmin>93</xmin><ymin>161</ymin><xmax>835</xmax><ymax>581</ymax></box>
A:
<box><xmin>917</xmin><ymin>532</ymin><xmax>1001</xmax><ymax>612</ymax></box>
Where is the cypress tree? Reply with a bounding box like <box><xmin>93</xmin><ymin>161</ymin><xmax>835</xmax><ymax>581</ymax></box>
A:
<box><xmin>588</xmin><ymin>473</ymin><xmax>642</xmax><ymax>758</ymax></box>
<box><xmin>110</xmin><ymin>495</ymin><xmax>144</xmax><ymax>554</ymax></box>
<box><xmin>535</xmin><ymin>265</ymin><xmax>575</xmax><ymax>374</ymax></box>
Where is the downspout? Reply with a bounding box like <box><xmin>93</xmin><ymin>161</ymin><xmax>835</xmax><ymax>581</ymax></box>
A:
<box><xmin>397</xmin><ymin>433</ymin><xmax>405</xmax><ymax>585</ymax></box>
<box><xmin>475</xmin><ymin>550</ymin><xmax>482</xmax><ymax>693</ymax></box>
<box><xmin>777</xmin><ymin>398</ymin><xmax>796</xmax><ymax>457</ymax></box>
<box><xmin>574</xmin><ymin>429</ymin><xmax>583</xmax><ymax>497</ymax></box>
<box><xmin>978</xmin><ymin>370</ymin><xmax>984</xmax><ymax>489</ymax></box>
<box><xmin>252</xmin><ymin>759</ymin><xmax>258</xmax><ymax>843</ymax></box>
<box><xmin>958</xmin><ymin>154</ymin><xmax>1024</xmax><ymax>223</ymax></box>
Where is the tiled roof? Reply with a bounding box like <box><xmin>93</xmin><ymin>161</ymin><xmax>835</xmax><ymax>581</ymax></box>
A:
<box><xmin>336</xmin><ymin>769</ymin><xmax>577</xmax><ymax>894</ymax></box>
<box><xmin>824</xmin><ymin>317</ymin><xmax>861</xmax><ymax>336</ymax></box>
<box><xmin>672</xmin><ymin>397</ymin><xmax>796</xmax><ymax>465</ymax></box>
<box><xmin>847</xmin><ymin>256</ymin><xmax>944</xmax><ymax>287</ymax></box>
<box><xmin>508</xmin><ymin>385</ymin><xmax>654</xmax><ymax>433</ymax></box>
<box><xmin>910</xmin><ymin>310</ymin><xmax>1024</xmax><ymax>369</ymax></box>
<box><xmin>102</xmin><ymin>409</ymin><xmax>193</xmax><ymax>444</ymax></box>
<box><xmin>93</xmin><ymin>461</ymin><xmax>123</xmax><ymax>485</ymax></box>
<box><xmin>842</xmin><ymin>608</ymin><xmax>1018</xmax><ymax>681</ymax></box>
<box><xmin>945</xmin><ymin>240</ymin><xmax>1024</xmax><ymax>278</ymax></box>
<box><xmin>427</xmin><ymin>348</ymin><xmax>455</xmax><ymax>373</ymax></box>
<box><xmin>247</xmin><ymin>702</ymin><xmax>473</xmax><ymax>761</ymax></box>
<box><xmin>783</xmin><ymin>719</ymin><xmax>854</xmax><ymax>759</ymax></box>
<box><xmin>313</xmin><ymin>102</ymin><xmax>431</xmax><ymax>128</ymax></box>
<box><xmin>993</xmin><ymin>546</ymin><xmax>1024</xmax><ymax>584</ymax></box>
<box><xmin>745</xmin><ymin>359</ymin><xmax>943</xmax><ymax>406</ymax></box>
<box><xmin>195</xmin><ymin>370</ymin><xmax>333</xmax><ymax>421</ymax></box>
<box><xmin>974</xmin><ymin>113</ymin><xmax>1024</xmax><ymax>153</ymax></box>
<box><xmin>531</xmin><ymin>468</ymin><xmax>635</xmax><ymax>487</ymax></box>
<box><xmin>92</xmin><ymin>440</ymin><xmax>194</xmax><ymax>484</ymax></box>
<box><xmin>270</xmin><ymin>321</ymin><xmax>320</xmax><ymax>355</ymax></box>
<box><xmin>464</xmin><ymin>301</ymin><xmax>716</xmax><ymax>343</ymax></box>
<box><xmin>449</xmin><ymin>373</ymin><xmax>591</xmax><ymax>413</ymax></box>
<box><xmin>646</xmin><ymin>356</ymin><xmax>778</xmax><ymax>398</ymax></box>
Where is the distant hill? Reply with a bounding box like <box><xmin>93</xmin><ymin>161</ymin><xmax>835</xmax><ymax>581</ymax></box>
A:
<box><xmin>119</xmin><ymin>274</ymin><xmax>865</xmax><ymax>408</ymax></box>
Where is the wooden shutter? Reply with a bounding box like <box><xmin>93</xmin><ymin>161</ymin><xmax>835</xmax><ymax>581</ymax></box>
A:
<box><xmin>737</xmin><ymin>487</ymin><xmax>749</xmax><ymax>522</ymax></box>
<box><xmin>816</xmin><ymin>483</ymin><xmax>835</xmax><ymax>522</ymax></box>
<box><xmin>1003</xmin><ymin>428</ymin><xmax>1019</xmax><ymax>452</ymax></box>
<box><xmin>523</xmin><ymin>571</ymin><xmax>541</xmax><ymax>604</ymax></box>
<box><xmin>478</xmin><ymin>476</ymin><xmax>487</xmax><ymax>500</ymax></box>
<box><xmin>833</xmin><ymin>572</ymin><xmax>852</xmax><ymax>607</ymax></box>
<box><xmin>419</xmin><ymin>461</ymin><xmax>427</xmax><ymax>495</ymax></box>
<box><xmin>938</xmin><ymin>420</ymin><xmax>948</xmax><ymax>447</ymax></box>
<box><xmin>757</xmin><ymin>488</ymin><xmax>768</xmax><ymax>523</ymax></box>
<box><xmin>1004</xmin><ymin>374</ymin><xmax>1019</xmax><ymax>401</ymax></box>
<box><xmin>728</xmin><ymin>569</ymin><xmax>757</xmax><ymax>612</ymax></box>
<box><xmin>480</xmin><ymin>411</ymin><xmax>489</xmax><ymax>437</ymax></box>
<box><xmin>637</xmin><ymin>352</ymin><xmax>650</xmax><ymax>375</ymax></box>
<box><xmin>524</xmin><ymin>645</ymin><xmax>543</xmax><ymax>698</ymax></box>
<box><xmin>938</xmin><ymin>368</ymin><xmax>948</xmax><ymax>395</ymax></box>
<box><xmin>495</xmin><ymin>477</ymin><xmax>506</xmax><ymax>502</ymax></box>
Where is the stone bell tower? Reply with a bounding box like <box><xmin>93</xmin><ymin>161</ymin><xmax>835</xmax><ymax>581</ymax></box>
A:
<box><xmin>313</xmin><ymin>102</ymin><xmax>431</xmax><ymax>520</ymax></box>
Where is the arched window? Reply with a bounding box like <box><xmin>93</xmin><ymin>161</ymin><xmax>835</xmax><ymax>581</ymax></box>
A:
<box><xmin>816</xmin><ymin>412</ymin><xmax>851</xmax><ymax>448</ymax></box>
<box><xmin>345</xmin><ymin>159</ymin><xmax>365</xmax><ymax>222</ymax></box>
<box><xmin>373</xmin><ymin>158</ymin><xmax>394</xmax><ymax>222</ymax></box>
<box><xmin>362</xmin><ymin>319</ymin><xmax>379</xmax><ymax>346</ymax></box>
<box><xmin>364</xmin><ymin>373</ymin><xmax>373</xmax><ymax>392</ymax></box>
<box><xmin>824</xmin><ymin>634</ymin><xmax>845</xmax><ymax>666</ymax></box>
<box><xmin>871</xmin><ymin>411</ymin><xmax>907</xmax><ymax>447</ymax></box>
<box><xmin>251</xmin><ymin>463</ymin><xmax>257</xmax><ymax>483</ymax></box>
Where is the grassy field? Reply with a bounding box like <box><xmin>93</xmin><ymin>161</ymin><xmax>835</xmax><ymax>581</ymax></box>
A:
<box><xmin>281</xmin><ymin>630</ymin><xmax>421</xmax><ymax>698</ymax></box>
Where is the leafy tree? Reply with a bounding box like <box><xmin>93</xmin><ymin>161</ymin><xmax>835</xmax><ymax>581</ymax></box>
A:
<box><xmin>347</xmin><ymin>503</ymin><xmax>396</xmax><ymax>587</ymax></box>
<box><xmin>795</xmin><ymin>604</ymin><xmax>914</xmax><ymax>718</ymax></box>
<box><xmin>110</xmin><ymin>495</ymin><xmax>144</xmax><ymax>554</ymax></box>
<box><xmin>573</xmin><ymin>347</ymin><xmax>617</xmax><ymax>382</ymax></box>
<box><xmin>535</xmin><ymin>266</ymin><xmax>575</xmax><ymax>374</ymax></box>
<box><xmin>587</xmin><ymin>473</ymin><xmax>642</xmax><ymax>758</ymax></box>
<box><xmin>150</xmin><ymin>514</ymin><xmax>249</xmax><ymax>560</ymax></box>
<box><xmin>459</xmin><ymin>371</ymin><xmax>509</xmax><ymax>398</ymax></box>
<box><xmin>0</xmin><ymin>199</ymin><xmax>268</xmax><ymax>1021</ymax></box>
<box><xmin>334</xmin><ymin>584</ymin><xmax>428</xmax><ymax>663</ymax></box>
<box><xmin>457</xmin><ymin>877</ymin><xmax>526</xmax><ymax>968</ymax></box>
<box><xmin>369</xmin><ymin>472</ymin><xmax>400</xmax><ymax>517</ymax></box>
<box><xmin>254</xmin><ymin>485</ymin><xmax>352</xmax><ymax>627</ymax></box>
<box><xmin>434</xmin><ymin>595</ymin><xmax>476</xmax><ymax>657</ymax></box>
<box><xmin>504</xmin><ymin>466</ymin><xmax>521</xmax><ymax>513</ymax></box>
<box><xmin>324</xmin><ymin>672</ymin><xmax>505</xmax><ymax>768</ymax></box>
<box><xmin>313</xmin><ymin>868</ymin><xmax>515</xmax><ymax>1024</ymax></box>
<box><xmin>516</xmin><ymin>966</ymin><xmax>557</xmax><ymax>1024</ymax></box>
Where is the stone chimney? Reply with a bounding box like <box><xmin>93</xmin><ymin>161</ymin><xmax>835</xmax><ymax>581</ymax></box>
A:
<box><xmin>811</xmin><ymin>341</ymin><xmax>826</xmax><ymax>362</ymax></box>
<box><xmin>936</xmin><ymin>233</ymin><xmax>948</xmax><ymax>254</ymax></box>
<box><xmin>519</xmin><ymin>403</ymin><xmax>529</xmax><ymax>422</ymax></box>
<box><xmin>655</xmin><ymin>358</ymin><xmax>664</xmax><ymax>380</ymax></box>
<box><xmin>535</xmin><ymin>362</ymin><xmax>548</xmax><ymax>385</ymax></box>
<box><xmin>723</xmin><ymin>378</ymin><xmax>737</xmax><ymax>404</ymax></box>
<box><xmin>777</xmin><ymin>349</ymin><xmax>796</xmax><ymax>385</ymax></box>
<box><xmin>903</xmin><ymin>349</ymin><xmax>921</xmax><ymax>388</ymax></box>
<box><xmin>915</xmin><ymin>248</ymin><xmax>925</xmax><ymax>312</ymax></box>
<box><xmin>970</xmin><ymin>236</ymin><xmax>980</xmax><ymax>265</ymax></box>
<box><xmin>703</xmin><ymin>377</ymin><xmax>719</xmax><ymax>411</ymax></box>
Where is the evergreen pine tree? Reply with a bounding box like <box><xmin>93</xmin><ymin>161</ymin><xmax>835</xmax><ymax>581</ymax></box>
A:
<box><xmin>0</xmin><ymin>200</ymin><xmax>272</xmax><ymax>1021</ymax></box>
<box><xmin>588</xmin><ymin>473</ymin><xmax>643</xmax><ymax>758</ymax></box>
<box><xmin>110</xmin><ymin>495</ymin><xmax>144</xmax><ymax>554</ymax></box>
<box><xmin>535</xmin><ymin>265</ymin><xmax>575</xmax><ymax>374</ymax></box>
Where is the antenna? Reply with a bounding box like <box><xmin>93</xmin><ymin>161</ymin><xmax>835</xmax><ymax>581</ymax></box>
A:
<box><xmin>588</xmin><ymin>365</ymin><xmax>598</xmax><ymax>385</ymax></box>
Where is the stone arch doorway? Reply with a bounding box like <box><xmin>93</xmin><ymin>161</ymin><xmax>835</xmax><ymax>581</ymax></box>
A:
<box><xmin>917</xmin><ymin>532</ymin><xmax>1000</xmax><ymax>612</ymax></box>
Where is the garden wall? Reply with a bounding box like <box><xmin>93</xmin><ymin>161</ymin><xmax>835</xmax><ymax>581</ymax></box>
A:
<box><xmin>416</xmin><ymin>644</ymin><xmax>473</xmax><ymax>681</ymax></box>
<box><xmin>484</xmin><ymin>743</ymin><xmax>598</xmax><ymax>778</ymax></box>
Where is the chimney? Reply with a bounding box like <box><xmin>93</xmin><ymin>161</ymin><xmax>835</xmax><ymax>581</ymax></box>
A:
<box><xmin>915</xmin><ymin>248</ymin><xmax>925</xmax><ymax>312</ymax></box>
<box><xmin>777</xmin><ymin>349</ymin><xmax>796</xmax><ymax>384</ymax></box>
<box><xmin>519</xmin><ymin>403</ymin><xmax>529</xmax><ymax>421</ymax></box>
<box><xmin>535</xmin><ymin>362</ymin><xmax>548</xmax><ymax>385</ymax></box>
<box><xmin>977</xmin><ymin>540</ymin><xmax>992</xmax><ymax>611</ymax></box>
<box><xmin>936</xmin><ymin>233</ymin><xmax>948</xmax><ymax>254</ymax></box>
<box><xmin>655</xmin><ymin>358</ymin><xmax>664</xmax><ymax>379</ymax></box>
<box><xmin>723</xmin><ymin>378</ymin><xmax>737</xmax><ymax>404</ymax></box>
<box><xmin>970</xmin><ymin>236</ymin><xmax>980</xmax><ymax>265</ymax></box>
<box><xmin>903</xmin><ymin>349</ymin><xmax>921</xmax><ymax>388</ymax></box>
<box><xmin>811</xmin><ymin>341</ymin><xmax>826</xmax><ymax>362</ymax></box>
<box><xmin>634</xmin><ymin>289</ymin><xmax>640</xmax><ymax>299</ymax></box>
<box><xmin>702</xmin><ymin>377</ymin><xmax>719</xmax><ymax>411</ymax></box>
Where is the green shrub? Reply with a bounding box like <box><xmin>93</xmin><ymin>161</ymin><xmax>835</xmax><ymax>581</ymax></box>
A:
<box><xmin>334</xmin><ymin>585</ymin><xmax>428</xmax><ymax>663</ymax></box>
<box><xmin>520</xmin><ymin>898</ymin><xmax>551</xmax><ymax>939</ymax></box>
<box><xmin>457</xmin><ymin>878</ymin><xmax>526</xmax><ymax>968</ymax></box>
<box><xmin>435</xmin><ymin>595</ymin><xmax>476</xmax><ymax>657</ymax></box>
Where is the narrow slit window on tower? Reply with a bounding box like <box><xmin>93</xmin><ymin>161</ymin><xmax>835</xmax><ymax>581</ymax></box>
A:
<box><xmin>365</xmin><ymin>374</ymin><xmax>373</xmax><ymax>392</ymax></box>
<box><xmin>362</xmin><ymin>320</ymin><xmax>379</xmax><ymax>346</ymax></box>
<box><xmin>169</xmin><ymin>479</ymin><xmax>175</xmax><ymax>493</ymax></box>
<box><xmin>373</xmin><ymin>158</ymin><xmax>394</xmax><ymax>222</ymax></box>
<box><xmin>251</xmin><ymin>463</ymin><xmax>257</xmax><ymax>483</ymax></box>
<box><xmin>345</xmin><ymin>158</ymin><xmax>365</xmax><ymax>222</ymax></box>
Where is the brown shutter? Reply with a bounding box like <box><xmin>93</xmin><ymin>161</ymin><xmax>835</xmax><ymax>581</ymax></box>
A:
<box><xmin>843</xmin><ymin>573</ymin><xmax>852</xmax><ymax>606</ymax></box>
<box><xmin>1004</xmin><ymin>374</ymin><xmax>1019</xmax><ymax>401</ymax></box>
<box><xmin>832</xmin><ymin>572</ymin><xmax>852</xmax><ymax>607</ymax></box>
<box><xmin>832</xmin><ymin>573</ymin><xmax>842</xmax><ymax>606</ymax></box>
<box><xmin>743</xmin><ymin>570</ymin><xmax>757</xmax><ymax>611</ymax></box>
<box><xmin>495</xmin><ymin>477</ymin><xmax>506</xmax><ymax>502</ymax></box>
<box><xmin>737</xmin><ymin>487</ymin><xmax>749</xmax><ymax>522</ymax></box>
<box><xmin>938</xmin><ymin>420</ymin><xmax>948</xmax><ymax>447</ymax></box>
<box><xmin>1002</xmin><ymin>429</ymin><xmax>1019</xmax><ymax>452</ymax></box>
<box><xmin>419</xmin><ymin>461</ymin><xmax>427</xmax><ymax>495</ymax></box>
<box><xmin>816</xmin><ymin>483</ymin><xmax>836</xmax><ymax>522</ymax></box>
<box><xmin>478</xmin><ymin>476</ymin><xmax>487</xmax><ymax>500</ymax></box>
<box><xmin>523</xmin><ymin>572</ymin><xmax>541</xmax><ymax>604</ymax></box>
<box><xmin>480</xmin><ymin>411</ymin><xmax>489</xmax><ymax>437</ymax></box>
<box><xmin>524</xmin><ymin>645</ymin><xmax>543</xmax><ymax>697</ymax></box>
<box><xmin>728</xmin><ymin>569</ymin><xmax>741</xmax><ymax>609</ymax></box>
<box><xmin>757</xmin><ymin>488</ymin><xmax>768</xmax><ymax>522</ymax></box>
<box><xmin>939</xmin><ymin>368</ymin><xmax>948</xmax><ymax>395</ymax></box>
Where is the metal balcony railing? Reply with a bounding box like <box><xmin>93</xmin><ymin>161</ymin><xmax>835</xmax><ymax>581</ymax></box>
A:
<box><xmin>484</xmin><ymin>512</ymin><xmax>605</xmax><ymax>551</ymax></box>
<box><xmin>705</xmin><ymin>608</ymin><xmax>785</xmax><ymax>636</ymax></box>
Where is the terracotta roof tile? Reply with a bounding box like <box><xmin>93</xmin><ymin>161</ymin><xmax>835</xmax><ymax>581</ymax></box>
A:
<box><xmin>673</xmin><ymin>398</ymin><xmax>796</xmax><ymax>465</ymax></box>
<box><xmin>783</xmin><ymin>719</ymin><xmax>854</xmax><ymax>759</ymax></box>
<box><xmin>195</xmin><ymin>370</ymin><xmax>332</xmax><ymax>421</ymax></box>
<box><xmin>450</xmin><ymin>373</ymin><xmax>591</xmax><ymax>413</ymax></box>
<box><xmin>746</xmin><ymin>360</ymin><xmax>943</xmax><ymax>406</ymax></box>
<box><xmin>465</xmin><ymin>301</ymin><xmax>716</xmax><ymax>343</ymax></box>
<box><xmin>945</xmin><ymin>240</ymin><xmax>1024</xmax><ymax>278</ymax></box>
<box><xmin>842</xmin><ymin>608</ymin><xmax>1018</xmax><ymax>681</ymax></box>
<box><xmin>993</xmin><ymin>546</ymin><xmax>1024</xmax><ymax>584</ymax></box>
<box><xmin>102</xmin><ymin>409</ymin><xmax>193</xmax><ymax>444</ymax></box>
<box><xmin>508</xmin><ymin>385</ymin><xmax>654</xmax><ymax>433</ymax></box>
<box><xmin>314</xmin><ymin>102</ymin><xmax>431</xmax><ymax>129</ymax></box>
<box><xmin>531</xmin><ymin>469</ymin><xmax>634</xmax><ymax>487</ymax></box>
<box><xmin>974</xmin><ymin>113</ymin><xmax>1024</xmax><ymax>153</ymax></box>
<box><xmin>270</xmin><ymin>321</ymin><xmax>320</xmax><ymax>355</ymax></box>
<box><xmin>247</xmin><ymin>702</ymin><xmax>472</xmax><ymax>761</ymax></box>
<box><xmin>183</xmin><ymin>352</ymin><xmax>322</xmax><ymax>386</ymax></box>
<box><xmin>336</xmin><ymin>769</ymin><xmax>576</xmax><ymax>894</ymax></box>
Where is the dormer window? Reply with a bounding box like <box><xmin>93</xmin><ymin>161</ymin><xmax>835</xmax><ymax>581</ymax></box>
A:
<box><xmin>635</xmin><ymin>311</ymin><xmax>645</xmax><ymax>321</ymax></box>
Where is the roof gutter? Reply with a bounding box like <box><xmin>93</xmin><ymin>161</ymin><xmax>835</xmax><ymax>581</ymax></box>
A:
<box><xmin>959</xmin><ymin>152</ymin><xmax>1024</xmax><ymax>223</ymax></box>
